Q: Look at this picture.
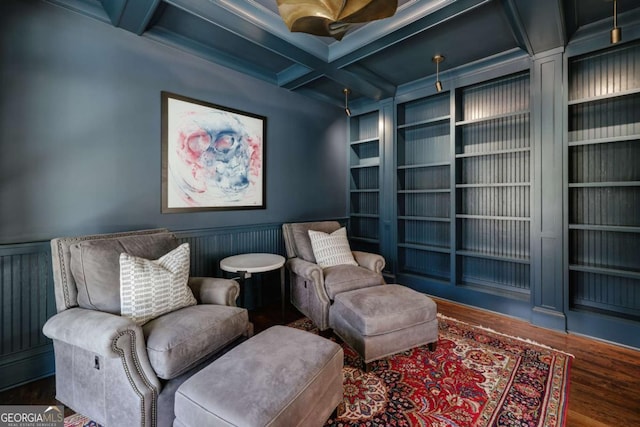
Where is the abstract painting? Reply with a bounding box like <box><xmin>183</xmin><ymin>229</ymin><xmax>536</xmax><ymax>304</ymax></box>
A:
<box><xmin>161</xmin><ymin>92</ymin><xmax>266</xmax><ymax>212</ymax></box>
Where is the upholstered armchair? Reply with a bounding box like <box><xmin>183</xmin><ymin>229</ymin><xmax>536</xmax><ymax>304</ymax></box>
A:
<box><xmin>282</xmin><ymin>221</ymin><xmax>385</xmax><ymax>330</ymax></box>
<box><xmin>42</xmin><ymin>229</ymin><xmax>252</xmax><ymax>427</ymax></box>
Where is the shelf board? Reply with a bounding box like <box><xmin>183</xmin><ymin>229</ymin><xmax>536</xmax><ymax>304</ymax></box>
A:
<box><xmin>455</xmin><ymin>109</ymin><xmax>529</xmax><ymax>126</ymax></box>
<box><xmin>569</xmin><ymin>224</ymin><xmax>640</xmax><ymax>233</ymax></box>
<box><xmin>350</xmin><ymin>162</ymin><xmax>380</xmax><ymax>169</ymax></box>
<box><xmin>398</xmin><ymin>189</ymin><xmax>450</xmax><ymax>194</ymax></box>
<box><xmin>456</xmin><ymin>250</ymin><xmax>530</xmax><ymax>264</ymax></box>
<box><xmin>350</xmin><ymin>213</ymin><xmax>379</xmax><ymax>219</ymax></box>
<box><xmin>398</xmin><ymin>243</ymin><xmax>450</xmax><ymax>253</ymax></box>
<box><xmin>349</xmin><ymin>189</ymin><xmax>380</xmax><ymax>193</ymax></box>
<box><xmin>455</xmin><ymin>147</ymin><xmax>531</xmax><ymax>158</ymax></box>
<box><xmin>456</xmin><ymin>214</ymin><xmax>530</xmax><ymax>221</ymax></box>
<box><xmin>568</xmin><ymin>181</ymin><xmax>640</xmax><ymax>188</ymax></box>
<box><xmin>458</xmin><ymin>279</ymin><xmax>530</xmax><ymax>297</ymax></box>
<box><xmin>568</xmin><ymin>134</ymin><xmax>640</xmax><ymax>147</ymax></box>
<box><xmin>568</xmin><ymin>87</ymin><xmax>640</xmax><ymax>105</ymax></box>
<box><xmin>569</xmin><ymin>264</ymin><xmax>640</xmax><ymax>280</ymax></box>
<box><xmin>350</xmin><ymin>136</ymin><xmax>379</xmax><ymax>145</ymax></box>
<box><xmin>456</xmin><ymin>182</ymin><xmax>530</xmax><ymax>188</ymax></box>
<box><xmin>397</xmin><ymin>161</ymin><xmax>450</xmax><ymax>169</ymax></box>
<box><xmin>398</xmin><ymin>215</ymin><xmax>451</xmax><ymax>222</ymax></box>
<box><xmin>397</xmin><ymin>115</ymin><xmax>451</xmax><ymax>129</ymax></box>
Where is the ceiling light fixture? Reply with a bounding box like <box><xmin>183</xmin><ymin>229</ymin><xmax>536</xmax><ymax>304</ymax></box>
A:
<box><xmin>433</xmin><ymin>55</ymin><xmax>445</xmax><ymax>92</ymax></box>
<box><xmin>344</xmin><ymin>88</ymin><xmax>351</xmax><ymax>117</ymax></box>
<box><xmin>276</xmin><ymin>0</ymin><xmax>398</xmax><ymax>41</ymax></box>
<box><xmin>610</xmin><ymin>0</ymin><xmax>622</xmax><ymax>44</ymax></box>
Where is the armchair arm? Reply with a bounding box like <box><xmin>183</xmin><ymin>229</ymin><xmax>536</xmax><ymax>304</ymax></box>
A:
<box><xmin>353</xmin><ymin>251</ymin><xmax>386</xmax><ymax>274</ymax></box>
<box><xmin>286</xmin><ymin>257</ymin><xmax>324</xmax><ymax>284</ymax></box>
<box><xmin>188</xmin><ymin>277</ymin><xmax>239</xmax><ymax>307</ymax></box>
<box><xmin>43</xmin><ymin>308</ymin><xmax>162</xmax><ymax>426</ymax></box>
<box><xmin>43</xmin><ymin>308</ymin><xmax>161</xmax><ymax>392</ymax></box>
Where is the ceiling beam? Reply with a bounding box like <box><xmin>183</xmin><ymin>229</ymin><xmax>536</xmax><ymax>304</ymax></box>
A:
<box><xmin>501</xmin><ymin>0</ymin><xmax>566</xmax><ymax>54</ymax></box>
<box><xmin>276</xmin><ymin>0</ymin><xmax>491</xmax><ymax>99</ymax></box>
<box><xmin>100</xmin><ymin>0</ymin><xmax>162</xmax><ymax>35</ymax></box>
<box><xmin>500</xmin><ymin>0</ymin><xmax>534</xmax><ymax>56</ymax></box>
<box><xmin>165</xmin><ymin>0</ymin><xmax>395</xmax><ymax>99</ymax></box>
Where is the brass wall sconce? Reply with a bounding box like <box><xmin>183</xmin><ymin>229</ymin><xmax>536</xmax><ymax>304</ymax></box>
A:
<box><xmin>433</xmin><ymin>55</ymin><xmax>445</xmax><ymax>92</ymax></box>
<box><xmin>343</xmin><ymin>88</ymin><xmax>351</xmax><ymax>117</ymax></box>
<box><xmin>610</xmin><ymin>0</ymin><xmax>622</xmax><ymax>44</ymax></box>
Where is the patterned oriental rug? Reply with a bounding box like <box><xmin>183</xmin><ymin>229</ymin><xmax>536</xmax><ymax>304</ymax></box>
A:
<box><xmin>64</xmin><ymin>314</ymin><xmax>573</xmax><ymax>427</ymax></box>
<box><xmin>291</xmin><ymin>315</ymin><xmax>573</xmax><ymax>427</ymax></box>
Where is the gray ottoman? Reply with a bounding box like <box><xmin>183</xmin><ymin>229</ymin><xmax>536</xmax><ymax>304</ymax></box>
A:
<box><xmin>329</xmin><ymin>284</ymin><xmax>438</xmax><ymax>366</ymax></box>
<box><xmin>173</xmin><ymin>325</ymin><xmax>343</xmax><ymax>427</ymax></box>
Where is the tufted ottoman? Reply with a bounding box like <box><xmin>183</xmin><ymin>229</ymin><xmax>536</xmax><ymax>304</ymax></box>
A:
<box><xmin>329</xmin><ymin>284</ymin><xmax>438</xmax><ymax>367</ymax></box>
<box><xmin>173</xmin><ymin>325</ymin><xmax>343</xmax><ymax>427</ymax></box>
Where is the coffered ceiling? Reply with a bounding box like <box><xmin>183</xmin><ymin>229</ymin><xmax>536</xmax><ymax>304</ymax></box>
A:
<box><xmin>47</xmin><ymin>0</ymin><xmax>640</xmax><ymax>106</ymax></box>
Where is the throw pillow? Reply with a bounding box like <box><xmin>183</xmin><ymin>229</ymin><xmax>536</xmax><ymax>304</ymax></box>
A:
<box><xmin>120</xmin><ymin>243</ymin><xmax>197</xmax><ymax>325</ymax></box>
<box><xmin>308</xmin><ymin>227</ymin><xmax>358</xmax><ymax>268</ymax></box>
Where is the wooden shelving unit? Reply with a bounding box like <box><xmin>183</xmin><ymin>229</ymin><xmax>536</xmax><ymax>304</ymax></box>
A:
<box><xmin>396</xmin><ymin>93</ymin><xmax>451</xmax><ymax>282</ymax></box>
<box><xmin>454</xmin><ymin>72</ymin><xmax>531</xmax><ymax>296</ymax></box>
<box><xmin>349</xmin><ymin>110</ymin><xmax>381</xmax><ymax>253</ymax></box>
<box><xmin>567</xmin><ymin>41</ymin><xmax>640</xmax><ymax>320</ymax></box>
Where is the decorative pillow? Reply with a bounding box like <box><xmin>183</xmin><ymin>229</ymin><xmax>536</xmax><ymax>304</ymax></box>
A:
<box><xmin>120</xmin><ymin>243</ymin><xmax>197</xmax><ymax>325</ymax></box>
<box><xmin>308</xmin><ymin>227</ymin><xmax>358</xmax><ymax>268</ymax></box>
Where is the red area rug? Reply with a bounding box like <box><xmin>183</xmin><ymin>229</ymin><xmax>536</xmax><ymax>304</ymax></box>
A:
<box><xmin>290</xmin><ymin>315</ymin><xmax>573</xmax><ymax>427</ymax></box>
<box><xmin>65</xmin><ymin>315</ymin><xmax>573</xmax><ymax>427</ymax></box>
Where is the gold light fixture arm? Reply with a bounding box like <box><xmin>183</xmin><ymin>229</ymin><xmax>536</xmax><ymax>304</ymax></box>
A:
<box><xmin>610</xmin><ymin>0</ymin><xmax>622</xmax><ymax>44</ymax></box>
<box><xmin>344</xmin><ymin>88</ymin><xmax>351</xmax><ymax>116</ymax></box>
<box><xmin>432</xmin><ymin>55</ymin><xmax>445</xmax><ymax>92</ymax></box>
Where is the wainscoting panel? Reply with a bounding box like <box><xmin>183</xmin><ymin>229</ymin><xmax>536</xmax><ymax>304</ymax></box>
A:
<box><xmin>0</xmin><ymin>222</ymin><xmax>290</xmax><ymax>391</ymax></box>
<box><xmin>0</xmin><ymin>242</ymin><xmax>56</xmax><ymax>391</ymax></box>
<box><xmin>176</xmin><ymin>224</ymin><xmax>286</xmax><ymax>278</ymax></box>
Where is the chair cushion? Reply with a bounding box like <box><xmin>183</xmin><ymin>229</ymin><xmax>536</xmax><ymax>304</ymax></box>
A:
<box><xmin>323</xmin><ymin>264</ymin><xmax>384</xmax><ymax>300</ymax></box>
<box><xmin>120</xmin><ymin>243</ymin><xmax>197</xmax><ymax>325</ymax></box>
<box><xmin>143</xmin><ymin>304</ymin><xmax>249</xmax><ymax>379</ymax></box>
<box><xmin>332</xmin><ymin>284</ymin><xmax>437</xmax><ymax>336</ymax></box>
<box><xmin>70</xmin><ymin>232</ymin><xmax>179</xmax><ymax>313</ymax></box>
<box><xmin>308</xmin><ymin>227</ymin><xmax>358</xmax><ymax>268</ymax></box>
<box><xmin>289</xmin><ymin>221</ymin><xmax>341</xmax><ymax>263</ymax></box>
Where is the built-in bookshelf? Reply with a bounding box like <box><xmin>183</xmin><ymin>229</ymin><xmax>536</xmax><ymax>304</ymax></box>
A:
<box><xmin>349</xmin><ymin>110</ymin><xmax>381</xmax><ymax>254</ymax></box>
<box><xmin>396</xmin><ymin>93</ymin><xmax>451</xmax><ymax>281</ymax></box>
<box><xmin>567</xmin><ymin>41</ymin><xmax>640</xmax><ymax>320</ymax></box>
<box><xmin>454</xmin><ymin>72</ymin><xmax>531</xmax><ymax>297</ymax></box>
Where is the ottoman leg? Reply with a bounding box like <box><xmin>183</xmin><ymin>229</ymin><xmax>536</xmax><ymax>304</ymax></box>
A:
<box><xmin>428</xmin><ymin>341</ymin><xmax>437</xmax><ymax>351</ymax></box>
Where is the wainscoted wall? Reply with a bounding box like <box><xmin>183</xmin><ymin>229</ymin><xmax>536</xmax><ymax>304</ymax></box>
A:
<box><xmin>0</xmin><ymin>242</ymin><xmax>56</xmax><ymax>391</ymax></box>
<box><xmin>0</xmin><ymin>221</ymin><xmax>318</xmax><ymax>391</ymax></box>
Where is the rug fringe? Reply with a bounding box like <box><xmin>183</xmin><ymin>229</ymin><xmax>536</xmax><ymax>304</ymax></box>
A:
<box><xmin>436</xmin><ymin>313</ymin><xmax>575</xmax><ymax>358</ymax></box>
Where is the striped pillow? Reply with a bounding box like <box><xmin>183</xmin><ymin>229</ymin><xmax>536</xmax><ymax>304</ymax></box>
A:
<box><xmin>120</xmin><ymin>243</ymin><xmax>197</xmax><ymax>325</ymax></box>
<box><xmin>308</xmin><ymin>227</ymin><xmax>358</xmax><ymax>268</ymax></box>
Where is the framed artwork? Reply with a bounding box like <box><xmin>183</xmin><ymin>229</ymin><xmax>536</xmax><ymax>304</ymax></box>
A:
<box><xmin>161</xmin><ymin>91</ymin><xmax>266</xmax><ymax>212</ymax></box>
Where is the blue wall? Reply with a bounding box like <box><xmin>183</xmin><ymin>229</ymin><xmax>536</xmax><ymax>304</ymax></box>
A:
<box><xmin>0</xmin><ymin>0</ymin><xmax>347</xmax><ymax>244</ymax></box>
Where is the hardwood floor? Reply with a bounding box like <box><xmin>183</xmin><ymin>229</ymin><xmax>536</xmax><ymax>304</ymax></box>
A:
<box><xmin>1</xmin><ymin>298</ymin><xmax>638</xmax><ymax>426</ymax></box>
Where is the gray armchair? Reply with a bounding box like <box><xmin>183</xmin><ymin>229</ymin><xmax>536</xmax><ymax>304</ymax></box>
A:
<box><xmin>42</xmin><ymin>229</ymin><xmax>252</xmax><ymax>427</ymax></box>
<box><xmin>282</xmin><ymin>221</ymin><xmax>385</xmax><ymax>330</ymax></box>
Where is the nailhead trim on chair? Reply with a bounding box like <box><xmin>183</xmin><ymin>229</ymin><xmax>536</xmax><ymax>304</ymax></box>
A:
<box><xmin>55</xmin><ymin>239</ymin><xmax>72</xmax><ymax>309</ymax></box>
<box><xmin>112</xmin><ymin>330</ymin><xmax>159</xmax><ymax>427</ymax></box>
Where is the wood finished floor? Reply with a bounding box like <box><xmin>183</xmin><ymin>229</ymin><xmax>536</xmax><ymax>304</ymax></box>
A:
<box><xmin>1</xmin><ymin>297</ymin><xmax>638</xmax><ymax>426</ymax></box>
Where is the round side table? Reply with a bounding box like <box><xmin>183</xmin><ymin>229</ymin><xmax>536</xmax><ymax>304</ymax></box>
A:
<box><xmin>220</xmin><ymin>253</ymin><xmax>286</xmax><ymax>318</ymax></box>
